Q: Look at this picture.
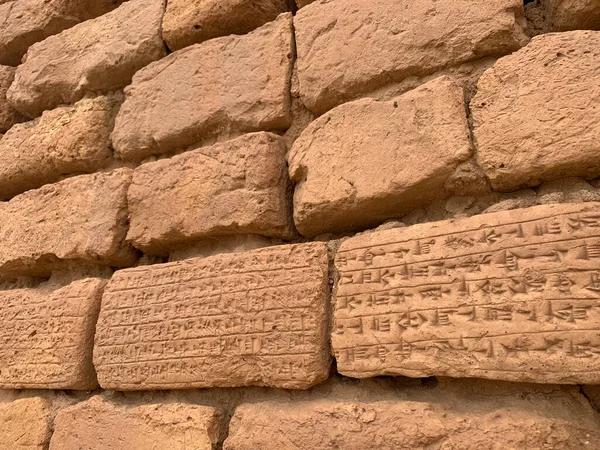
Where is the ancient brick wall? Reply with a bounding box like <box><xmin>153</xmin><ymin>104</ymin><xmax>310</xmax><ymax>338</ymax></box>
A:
<box><xmin>0</xmin><ymin>0</ymin><xmax>600</xmax><ymax>448</ymax></box>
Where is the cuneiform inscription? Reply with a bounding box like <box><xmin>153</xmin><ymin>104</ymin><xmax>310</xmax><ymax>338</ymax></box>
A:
<box><xmin>0</xmin><ymin>278</ymin><xmax>105</xmax><ymax>389</ymax></box>
<box><xmin>333</xmin><ymin>203</ymin><xmax>600</xmax><ymax>384</ymax></box>
<box><xmin>93</xmin><ymin>243</ymin><xmax>330</xmax><ymax>390</ymax></box>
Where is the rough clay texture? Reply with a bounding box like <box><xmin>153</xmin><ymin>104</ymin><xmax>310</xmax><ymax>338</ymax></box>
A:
<box><xmin>6</xmin><ymin>0</ymin><xmax>166</xmax><ymax>118</ymax></box>
<box><xmin>163</xmin><ymin>0</ymin><xmax>289</xmax><ymax>51</ymax></box>
<box><xmin>94</xmin><ymin>242</ymin><xmax>331</xmax><ymax>390</ymax></box>
<box><xmin>0</xmin><ymin>169</ymin><xmax>136</xmax><ymax>277</ymax></box>
<box><xmin>0</xmin><ymin>65</ymin><xmax>26</xmax><ymax>132</ymax></box>
<box><xmin>0</xmin><ymin>95</ymin><xmax>116</xmax><ymax>200</ymax></box>
<box><xmin>49</xmin><ymin>396</ymin><xmax>224</xmax><ymax>450</ymax></box>
<box><xmin>127</xmin><ymin>132</ymin><xmax>295</xmax><ymax>254</ymax></box>
<box><xmin>0</xmin><ymin>398</ymin><xmax>52</xmax><ymax>450</ymax></box>
<box><xmin>112</xmin><ymin>13</ymin><xmax>293</xmax><ymax>162</ymax></box>
<box><xmin>225</xmin><ymin>388</ymin><xmax>600</xmax><ymax>449</ymax></box>
<box><xmin>545</xmin><ymin>0</ymin><xmax>600</xmax><ymax>31</ymax></box>
<box><xmin>0</xmin><ymin>278</ymin><xmax>104</xmax><ymax>389</ymax></box>
<box><xmin>294</xmin><ymin>0</ymin><xmax>529</xmax><ymax>113</ymax></box>
<box><xmin>289</xmin><ymin>76</ymin><xmax>472</xmax><ymax>237</ymax></box>
<box><xmin>0</xmin><ymin>0</ymin><xmax>124</xmax><ymax>66</ymax></box>
<box><xmin>334</xmin><ymin>202</ymin><xmax>600</xmax><ymax>384</ymax></box>
<box><xmin>472</xmin><ymin>31</ymin><xmax>600</xmax><ymax>192</ymax></box>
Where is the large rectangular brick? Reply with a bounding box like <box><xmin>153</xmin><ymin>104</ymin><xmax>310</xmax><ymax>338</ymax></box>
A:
<box><xmin>0</xmin><ymin>169</ymin><xmax>137</xmax><ymax>277</ymax></box>
<box><xmin>0</xmin><ymin>398</ymin><xmax>52</xmax><ymax>450</ymax></box>
<box><xmin>472</xmin><ymin>31</ymin><xmax>600</xmax><ymax>191</ymax></box>
<box><xmin>289</xmin><ymin>76</ymin><xmax>472</xmax><ymax>237</ymax></box>
<box><xmin>111</xmin><ymin>13</ymin><xmax>293</xmax><ymax>162</ymax></box>
<box><xmin>333</xmin><ymin>203</ymin><xmax>600</xmax><ymax>384</ymax></box>
<box><xmin>0</xmin><ymin>0</ymin><xmax>125</xmax><ymax>66</ymax></box>
<box><xmin>6</xmin><ymin>0</ymin><xmax>165</xmax><ymax>118</ymax></box>
<box><xmin>0</xmin><ymin>278</ymin><xmax>105</xmax><ymax>389</ymax></box>
<box><xmin>545</xmin><ymin>0</ymin><xmax>600</xmax><ymax>30</ymax></box>
<box><xmin>94</xmin><ymin>242</ymin><xmax>330</xmax><ymax>390</ymax></box>
<box><xmin>128</xmin><ymin>132</ymin><xmax>295</xmax><ymax>254</ymax></box>
<box><xmin>0</xmin><ymin>95</ymin><xmax>116</xmax><ymax>200</ymax></box>
<box><xmin>0</xmin><ymin>65</ymin><xmax>26</xmax><ymax>132</ymax></box>
<box><xmin>163</xmin><ymin>0</ymin><xmax>289</xmax><ymax>51</ymax></box>
<box><xmin>50</xmin><ymin>396</ymin><xmax>224</xmax><ymax>450</ymax></box>
<box><xmin>294</xmin><ymin>0</ymin><xmax>528</xmax><ymax>114</ymax></box>
<box><xmin>224</xmin><ymin>385</ymin><xmax>600</xmax><ymax>449</ymax></box>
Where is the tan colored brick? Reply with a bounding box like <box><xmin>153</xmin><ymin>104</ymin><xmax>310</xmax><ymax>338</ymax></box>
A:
<box><xmin>94</xmin><ymin>242</ymin><xmax>330</xmax><ymax>390</ymax></box>
<box><xmin>294</xmin><ymin>0</ymin><xmax>528</xmax><ymax>114</ymax></box>
<box><xmin>472</xmin><ymin>31</ymin><xmax>600</xmax><ymax>191</ymax></box>
<box><xmin>0</xmin><ymin>398</ymin><xmax>52</xmax><ymax>450</ymax></box>
<box><xmin>333</xmin><ymin>202</ymin><xmax>600</xmax><ymax>384</ymax></box>
<box><xmin>0</xmin><ymin>169</ymin><xmax>137</xmax><ymax>277</ymax></box>
<box><xmin>112</xmin><ymin>13</ymin><xmax>293</xmax><ymax>162</ymax></box>
<box><xmin>0</xmin><ymin>96</ymin><xmax>116</xmax><ymax>200</ymax></box>
<box><xmin>289</xmin><ymin>76</ymin><xmax>472</xmax><ymax>237</ymax></box>
<box><xmin>163</xmin><ymin>0</ymin><xmax>289</xmax><ymax>51</ymax></box>
<box><xmin>50</xmin><ymin>396</ymin><xmax>224</xmax><ymax>450</ymax></box>
<box><xmin>545</xmin><ymin>0</ymin><xmax>600</xmax><ymax>30</ymax></box>
<box><xmin>0</xmin><ymin>278</ymin><xmax>105</xmax><ymax>389</ymax></box>
<box><xmin>224</xmin><ymin>384</ymin><xmax>600</xmax><ymax>449</ymax></box>
<box><xmin>128</xmin><ymin>132</ymin><xmax>295</xmax><ymax>254</ymax></box>
<box><xmin>0</xmin><ymin>65</ymin><xmax>26</xmax><ymax>132</ymax></box>
<box><xmin>6</xmin><ymin>0</ymin><xmax>165</xmax><ymax>118</ymax></box>
<box><xmin>0</xmin><ymin>0</ymin><xmax>125</xmax><ymax>66</ymax></box>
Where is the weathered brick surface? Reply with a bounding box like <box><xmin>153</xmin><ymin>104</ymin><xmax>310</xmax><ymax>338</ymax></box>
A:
<box><xmin>289</xmin><ymin>76</ymin><xmax>472</xmax><ymax>237</ymax></box>
<box><xmin>0</xmin><ymin>398</ymin><xmax>52</xmax><ymax>450</ymax></box>
<box><xmin>0</xmin><ymin>0</ymin><xmax>125</xmax><ymax>66</ymax></box>
<box><xmin>333</xmin><ymin>203</ymin><xmax>600</xmax><ymax>384</ymax></box>
<box><xmin>545</xmin><ymin>0</ymin><xmax>600</xmax><ymax>31</ymax></box>
<box><xmin>0</xmin><ymin>65</ymin><xmax>26</xmax><ymax>132</ymax></box>
<box><xmin>163</xmin><ymin>0</ymin><xmax>289</xmax><ymax>51</ymax></box>
<box><xmin>0</xmin><ymin>96</ymin><xmax>116</xmax><ymax>200</ymax></box>
<box><xmin>6</xmin><ymin>0</ymin><xmax>166</xmax><ymax>118</ymax></box>
<box><xmin>294</xmin><ymin>0</ymin><xmax>528</xmax><ymax>114</ymax></box>
<box><xmin>128</xmin><ymin>132</ymin><xmax>295</xmax><ymax>254</ymax></box>
<box><xmin>0</xmin><ymin>169</ymin><xmax>136</xmax><ymax>277</ymax></box>
<box><xmin>0</xmin><ymin>278</ymin><xmax>105</xmax><ymax>389</ymax></box>
<box><xmin>94</xmin><ymin>242</ymin><xmax>330</xmax><ymax>390</ymax></box>
<box><xmin>472</xmin><ymin>31</ymin><xmax>600</xmax><ymax>191</ymax></box>
<box><xmin>50</xmin><ymin>396</ymin><xmax>224</xmax><ymax>450</ymax></box>
<box><xmin>295</xmin><ymin>0</ymin><xmax>315</xmax><ymax>7</ymax></box>
<box><xmin>112</xmin><ymin>13</ymin><xmax>293</xmax><ymax>162</ymax></box>
<box><xmin>224</xmin><ymin>385</ymin><xmax>600</xmax><ymax>449</ymax></box>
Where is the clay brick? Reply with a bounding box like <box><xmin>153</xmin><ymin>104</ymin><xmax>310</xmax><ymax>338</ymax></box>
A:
<box><xmin>0</xmin><ymin>65</ymin><xmax>26</xmax><ymax>132</ymax></box>
<box><xmin>0</xmin><ymin>169</ymin><xmax>137</xmax><ymax>277</ymax></box>
<box><xmin>0</xmin><ymin>398</ymin><xmax>52</xmax><ymax>450</ymax></box>
<box><xmin>0</xmin><ymin>278</ymin><xmax>105</xmax><ymax>389</ymax></box>
<box><xmin>294</xmin><ymin>0</ymin><xmax>528</xmax><ymax>114</ymax></box>
<box><xmin>295</xmin><ymin>0</ymin><xmax>315</xmax><ymax>7</ymax></box>
<box><xmin>472</xmin><ymin>31</ymin><xmax>600</xmax><ymax>191</ymax></box>
<box><xmin>128</xmin><ymin>132</ymin><xmax>295</xmax><ymax>254</ymax></box>
<box><xmin>163</xmin><ymin>0</ymin><xmax>289</xmax><ymax>51</ymax></box>
<box><xmin>94</xmin><ymin>242</ymin><xmax>330</xmax><ymax>390</ymax></box>
<box><xmin>545</xmin><ymin>0</ymin><xmax>600</xmax><ymax>30</ymax></box>
<box><xmin>333</xmin><ymin>203</ymin><xmax>600</xmax><ymax>384</ymax></box>
<box><xmin>224</xmin><ymin>386</ymin><xmax>600</xmax><ymax>449</ymax></box>
<box><xmin>49</xmin><ymin>396</ymin><xmax>224</xmax><ymax>450</ymax></box>
<box><xmin>289</xmin><ymin>76</ymin><xmax>472</xmax><ymax>237</ymax></box>
<box><xmin>0</xmin><ymin>0</ymin><xmax>125</xmax><ymax>66</ymax></box>
<box><xmin>0</xmin><ymin>96</ymin><xmax>116</xmax><ymax>200</ymax></box>
<box><xmin>112</xmin><ymin>13</ymin><xmax>293</xmax><ymax>162</ymax></box>
<box><xmin>6</xmin><ymin>0</ymin><xmax>166</xmax><ymax>118</ymax></box>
